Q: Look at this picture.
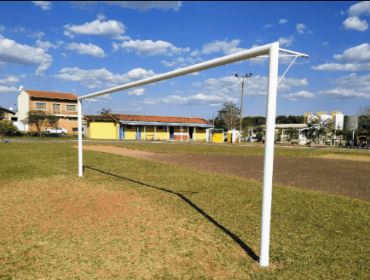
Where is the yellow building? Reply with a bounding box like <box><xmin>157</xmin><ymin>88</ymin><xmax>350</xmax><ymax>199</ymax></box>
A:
<box><xmin>85</xmin><ymin>114</ymin><xmax>214</xmax><ymax>141</ymax></box>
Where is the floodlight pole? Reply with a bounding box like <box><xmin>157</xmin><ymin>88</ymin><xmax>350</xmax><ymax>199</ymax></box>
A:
<box><xmin>260</xmin><ymin>42</ymin><xmax>279</xmax><ymax>267</ymax></box>
<box><xmin>77</xmin><ymin>99</ymin><xmax>83</xmax><ymax>177</ymax></box>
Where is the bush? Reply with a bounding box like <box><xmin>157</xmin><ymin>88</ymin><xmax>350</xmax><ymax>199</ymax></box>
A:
<box><xmin>0</xmin><ymin>120</ymin><xmax>19</xmax><ymax>136</ymax></box>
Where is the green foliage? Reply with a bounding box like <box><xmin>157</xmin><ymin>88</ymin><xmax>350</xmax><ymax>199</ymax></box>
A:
<box><xmin>285</xmin><ymin>127</ymin><xmax>299</xmax><ymax>140</ymax></box>
<box><xmin>276</xmin><ymin>115</ymin><xmax>304</xmax><ymax>124</ymax></box>
<box><xmin>26</xmin><ymin>110</ymin><xmax>59</xmax><ymax>136</ymax></box>
<box><xmin>0</xmin><ymin>120</ymin><xmax>19</xmax><ymax>136</ymax></box>
<box><xmin>215</xmin><ymin>102</ymin><xmax>240</xmax><ymax>130</ymax></box>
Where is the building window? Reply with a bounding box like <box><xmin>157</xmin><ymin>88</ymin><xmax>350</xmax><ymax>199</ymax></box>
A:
<box><xmin>35</xmin><ymin>102</ymin><xmax>46</xmax><ymax>110</ymax></box>
<box><xmin>157</xmin><ymin>126</ymin><xmax>164</xmax><ymax>130</ymax></box>
<box><xmin>66</xmin><ymin>104</ymin><xmax>77</xmax><ymax>112</ymax></box>
<box><xmin>126</xmin><ymin>125</ymin><xmax>132</xmax><ymax>129</ymax></box>
<box><xmin>53</xmin><ymin>104</ymin><xmax>61</xmax><ymax>114</ymax></box>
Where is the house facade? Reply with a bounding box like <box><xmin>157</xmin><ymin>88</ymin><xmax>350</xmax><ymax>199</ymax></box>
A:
<box><xmin>0</xmin><ymin>106</ymin><xmax>16</xmax><ymax>121</ymax></box>
<box><xmin>17</xmin><ymin>88</ymin><xmax>78</xmax><ymax>133</ymax></box>
<box><xmin>85</xmin><ymin>114</ymin><xmax>214</xmax><ymax>141</ymax></box>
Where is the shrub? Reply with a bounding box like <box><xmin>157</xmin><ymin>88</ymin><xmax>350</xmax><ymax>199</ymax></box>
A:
<box><xmin>0</xmin><ymin>120</ymin><xmax>19</xmax><ymax>136</ymax></box>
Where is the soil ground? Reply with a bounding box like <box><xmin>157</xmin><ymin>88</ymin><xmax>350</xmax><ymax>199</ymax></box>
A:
<box><xmin>82</xmin><ymin>145</ymin><xmax>370</xmax><ymax>201</ymax></box>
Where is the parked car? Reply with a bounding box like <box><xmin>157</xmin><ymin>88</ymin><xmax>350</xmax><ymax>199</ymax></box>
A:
<box><xmin>45</xmin><ymin>127</ymin><xmax>67</xmax><ymax>135</ymax></box>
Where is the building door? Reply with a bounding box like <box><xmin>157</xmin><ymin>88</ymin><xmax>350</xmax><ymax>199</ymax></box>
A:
<box><xmin>136</xmin><ymin>126</ymin><xmax>141</xmax><ymax>140</ymax></box>
<box><xmin>189</xmin><ymin>127</ymin><xmax>194</xmax><ymax>140</ymax></box>
<box><xmin>119</xmin><ymin>124</ymin><xmax>125</xmax><ymax>140</ymax></box>
<box><xmin>169</xmin><ymin>127</ymin><xmax>174</xmax><ymax>140</ymax></box>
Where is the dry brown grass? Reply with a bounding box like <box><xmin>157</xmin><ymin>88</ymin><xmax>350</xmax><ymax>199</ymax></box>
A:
<box><xmin>0</xmin><ymin>176</ymin><xmax>252</xmax><ymax>279</ymax></box>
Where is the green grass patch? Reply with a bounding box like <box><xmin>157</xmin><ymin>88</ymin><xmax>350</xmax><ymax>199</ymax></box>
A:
<box><xmin>0</xmin><ymin>142</ymin><xmax>369</xmax><ymax>279</ymax></box>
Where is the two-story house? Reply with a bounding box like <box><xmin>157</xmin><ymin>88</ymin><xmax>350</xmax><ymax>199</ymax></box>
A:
<box><xmin>17</xmin><ymin>88</ymin><xmax>78</xmax><ymax>134</ymax></box>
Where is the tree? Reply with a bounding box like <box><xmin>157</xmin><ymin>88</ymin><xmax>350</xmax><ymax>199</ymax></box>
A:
<box><xmin>100</xmin><ymin>108</ymin><xmax>112</xmax><ymax>115</ymax></box>
<box><xmin>26</xmin><ymin>110</ymin><xmax>59</xmax><ymax>136</ymax></box>
<box><xmin>358</xmin><ymin>106</ymin><xmax>370</xmax><ymax>135</ymax></box>
<box><xmin>0</xmin><ymin>120</ymin><xmax>19</xmax><ymax>136</ymax></box>
<box><xmin>215</xmin><ymin>102</ymin><xmax>240</xmax><ymax>130</ymax></box>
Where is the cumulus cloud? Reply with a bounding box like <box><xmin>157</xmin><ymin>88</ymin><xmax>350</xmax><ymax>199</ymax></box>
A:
<box><xmin>343</xmin><ymin>16</ymin><xmax>368</xmax><ymax>31</ymax></box>
<box><xmin>279</xmin><ymin>18</ymin><xmax>288</xmax><ymax>24</ymax></box>
<box><xmin>283</xmin><ymin>90</ymin><xmax>315</xmax><ymax>101</ymax></box>
<box><xmin>36</xmin><ymin>40</ymin><xmax>61</xmax><ymax>50</ymax></box>
<box><xmin>320</xmin><ymin>73</ymin><xmax>370</xmax><ymax>99</ymax></box>
<box><xmin>161</xmin><ymin>55</ymin><xmax>203</xmax><ymax>68</ymax></box>
<box><xmin>144</xmin><ymin>93</ymin><xmax>237</xmax><ymax>106</ymax></box>
<box><xmin>313</xmin><ymin>43</ymin><xmax>370</xmax><ymax>71</ymax></box>
<box><xmin>75</xmin><ymin>1</ymin><xmax>182</xmax><ymax>11</ymax></box>
<box><xmin>113</xmin><ymin>39</ymin><xmax>189</xmax><ymax>56</ymax></box>
<box><xmin>343</xmin><ymin>2</ymin><xmax>370</xmax><ymax>32</ymax></box>
<box><xmin>0</xmin><ymin>35</ymin><xmax>52</xmax><ymax>75</ymax></box>
<box><xmin>32</xmin><ymin>1</ymin><xmax>52</xmax><ymax>11</ymax></box>
<box><xmin>296</xmin><ymin>23</ymin><xmax>307</xmax><ymax>34</ymax></box>
<box><xmin>64</xmin><ymin>18</ymin><xmax>126</xmax><ymax>39</ymax></box>
<box><xmin>200</xmin><ymin>39</ymin><xmax>244</xmax><ymax>55</ymax></box>
<box><xmin>333</xmin><ymin>43</ymin><xmax>370</xmax><ymax>62</ymax></box>
<box><xmin>0</xmin><ymin>75</ymin><xmax>22</xmax><ymax>93</ymax></box>
<box><xmin>55</xmin><ymin>67</ymin><xmax>155</xmax><ymax>89</ymax></box>
<box><xmin>128</xmin><ymin>88</ymin><xmax>145</xmax><ymax>96</ymax></box>
<box><xmin>348</xmin><ymin>1</ymin><xmax>370</xmax><ymax>16</ymax></box>
<box><xmin>66</xmin><ymin>42</ymin><xmax>105</xmax><ymax>57</ymax></box>
<box><xmin>144</xmin><ymin>74</ymin><xmax>309</xmax><ymax>106</ymax></box>
<box><xmin>0</xmin><ymin>85</ymin><xmax>18</xmax><ymax>93</ymax></box>
<box><xmin>278</xmin><ymin>36</ymin><xmax>294</xmax><ymax>47</ymax></box>
<box><xmin>313</xmin><ymin>62</ymin><xmax>370</xmax><ymax>71</ymax></box>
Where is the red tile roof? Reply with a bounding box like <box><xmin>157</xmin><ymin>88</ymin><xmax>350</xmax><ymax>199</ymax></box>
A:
<box><xmin>25</xmin><ymin>89</ymin><xmax>77</xmax><ymax>101</ymax></box>
<box><xmin>85</xmin><ymin>114</ymin><xmax>211</xmax><ymax>125</ymax></box>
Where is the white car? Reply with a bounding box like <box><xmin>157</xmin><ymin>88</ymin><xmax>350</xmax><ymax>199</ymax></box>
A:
<box><xmin>45</xmin><ymin>127</ymin><xmax>67</xmax><ymax>135</ymax></box>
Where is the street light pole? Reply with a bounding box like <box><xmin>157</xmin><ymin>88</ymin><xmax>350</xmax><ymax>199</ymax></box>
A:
<box><xmin>235</xmin><ymin>73</ymin><xmax>252</xmax><ymax>141</ymax></box>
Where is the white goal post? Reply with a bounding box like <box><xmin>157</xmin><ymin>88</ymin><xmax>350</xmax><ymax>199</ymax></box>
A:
<box><xmin>77</xmin><ymin>41</ymin><xmax>308</xmax><ymax>267</ymax></box>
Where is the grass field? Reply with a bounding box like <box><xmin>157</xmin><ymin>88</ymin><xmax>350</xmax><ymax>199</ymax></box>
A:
<box><xmin>0</xmin><ymin>141</ymin><xmax>369</xmax><ymax>279</ymax></box>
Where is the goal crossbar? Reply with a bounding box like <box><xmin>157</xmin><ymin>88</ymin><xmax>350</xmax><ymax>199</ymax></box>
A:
<box><xmin>76</xmin><ymin>41</ymin><xmax>308</xmax><ymax>268</ymax></box>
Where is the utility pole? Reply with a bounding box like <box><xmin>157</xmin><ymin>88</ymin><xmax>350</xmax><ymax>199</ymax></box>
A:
<box><xmin>235</xmin><ymin>73</ymin><xmax>253</xmax><ymax>141</ymax></box>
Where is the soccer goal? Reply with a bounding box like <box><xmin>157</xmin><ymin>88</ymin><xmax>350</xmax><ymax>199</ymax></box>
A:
<box><xmin>76</xmin><ymin>41</ymin><xmax>308</xmax><ymax>267</ymax></box>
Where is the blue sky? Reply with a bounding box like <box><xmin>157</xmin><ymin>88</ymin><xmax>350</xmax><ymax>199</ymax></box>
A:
<box><xmin>0</xmin><ymin>1</ymin><xmax>369</xmax><ymax>119</ymax></box>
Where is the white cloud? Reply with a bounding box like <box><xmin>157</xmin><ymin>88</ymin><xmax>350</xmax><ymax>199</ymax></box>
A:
<box><xmin>320</xmin><ymin>73</ymin><xmax>370</xmax><ymax>99</ymax></box>
<box><xmin>283</xmin><ymin>90</ymin><xmax>315</xmax><ymax>101</ymax></box>
<box><xmin>114</xmin><ymin>39</ymin><xmax>189</xmax><ymax>56</ymax></box>
<box><xmin>0</xmin><ymin>75</ymin><xmax>22</xmax><ymax>85</ymax></box>
<box><xmin>64</xmin><ymin>18</ymin><xmax>126</xmax><ymax>39</ymax></box>
<box><xmin>348</xmin><ymin>1</ymin><xmax>370</xmax><ymax>16</ymax></box>
<box><xmin>36</xmin><ymin>40</ymin><xmax>61</xmax><ymax>50</ymax></box>
<box><xmin>313</xmin><ymin>62</ymin><xmax>370</xmax><ymax>71</ymax></box>
<box><xmin>333</xmin><ymin>43</ymin><xmax>370</xmax><ymax>62</ymax></box>
<box><xmin>128</xmin><ymin>88</ymin><xmax>145</xmax><ymax>96</ymax></box>
<box><xmin>55</xmin><ymin>67</ymin><xmax>155</xmax><ymax>89</ymax></box>
<box><xmin>0</xmin><ymin>25</ymin><xmax>5</xmax><ymax>33</ymax></box>
<box><xmin>263</xmin><ymin>24</ymin><xmax>273</xmax><ymax>29</ymax></box>
<box><xmin>144</xmin><ymin>93</ymin><xmax>237</xmax><ymax>106</ymax></box>
<box><xmin>0</xmin><ymin>35</ymin><xmax>52</xmax><ymax>75</ymax></box>
<box><xmin>278</xmin><ymin>36</ymin><xmax>294</xmax><ymax>47</ymax></box>
<box><xmin>32</xmin><ymin>1</ymin><xmax>52</xmax><ymax>11</ymax></box>
<box><xmin>76</xmin><ymin>1</ymin><xmax>182</xmax><ymax>11</ymax></box>
<box><xmin>343</xmin><ymin>16</ymin><xmax>368</xmax><ymax>31</ymax></box>
<box><xmin>0</xmin><ymin>85</ymin><xmax>18</xmax><ymax>93</ymax></box>
<box><xmin>313</xmin><ymin>43</ymin><xmax>370</xmax><ymax>71</ymax></box>
<box><xmin>66</xmin><ymin>42</ymin><xmax>105</xmax><ymax>57</ymax></box>
<box><xmin>296</xmin><ymin>23</ymin><xmax>307</xmax><ymax>34</ymax></box>
<box><xmin>201</xmin><ymin>39</ymin><xmax>244</xmax><ymax>55</ymax></box>
<box><xmin>279</xmin><ymin>18</ymin><xmax>288</xmax><ymax>24</ymax></box>
<box><xmin>161</xmin><ymin>55</ymin><xmax>202</xmax><ymax>68</ymax></box>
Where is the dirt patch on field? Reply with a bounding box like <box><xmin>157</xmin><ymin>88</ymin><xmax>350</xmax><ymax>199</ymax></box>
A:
<box><xmin>83</xmin><ymin>145</ymin><xmax>370</xmax><ymax>201</ymax></box>
<box><xmin>316</xmin><ymin>153</ymin><xmax>370</xmax><ymax>162</ymax></box>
